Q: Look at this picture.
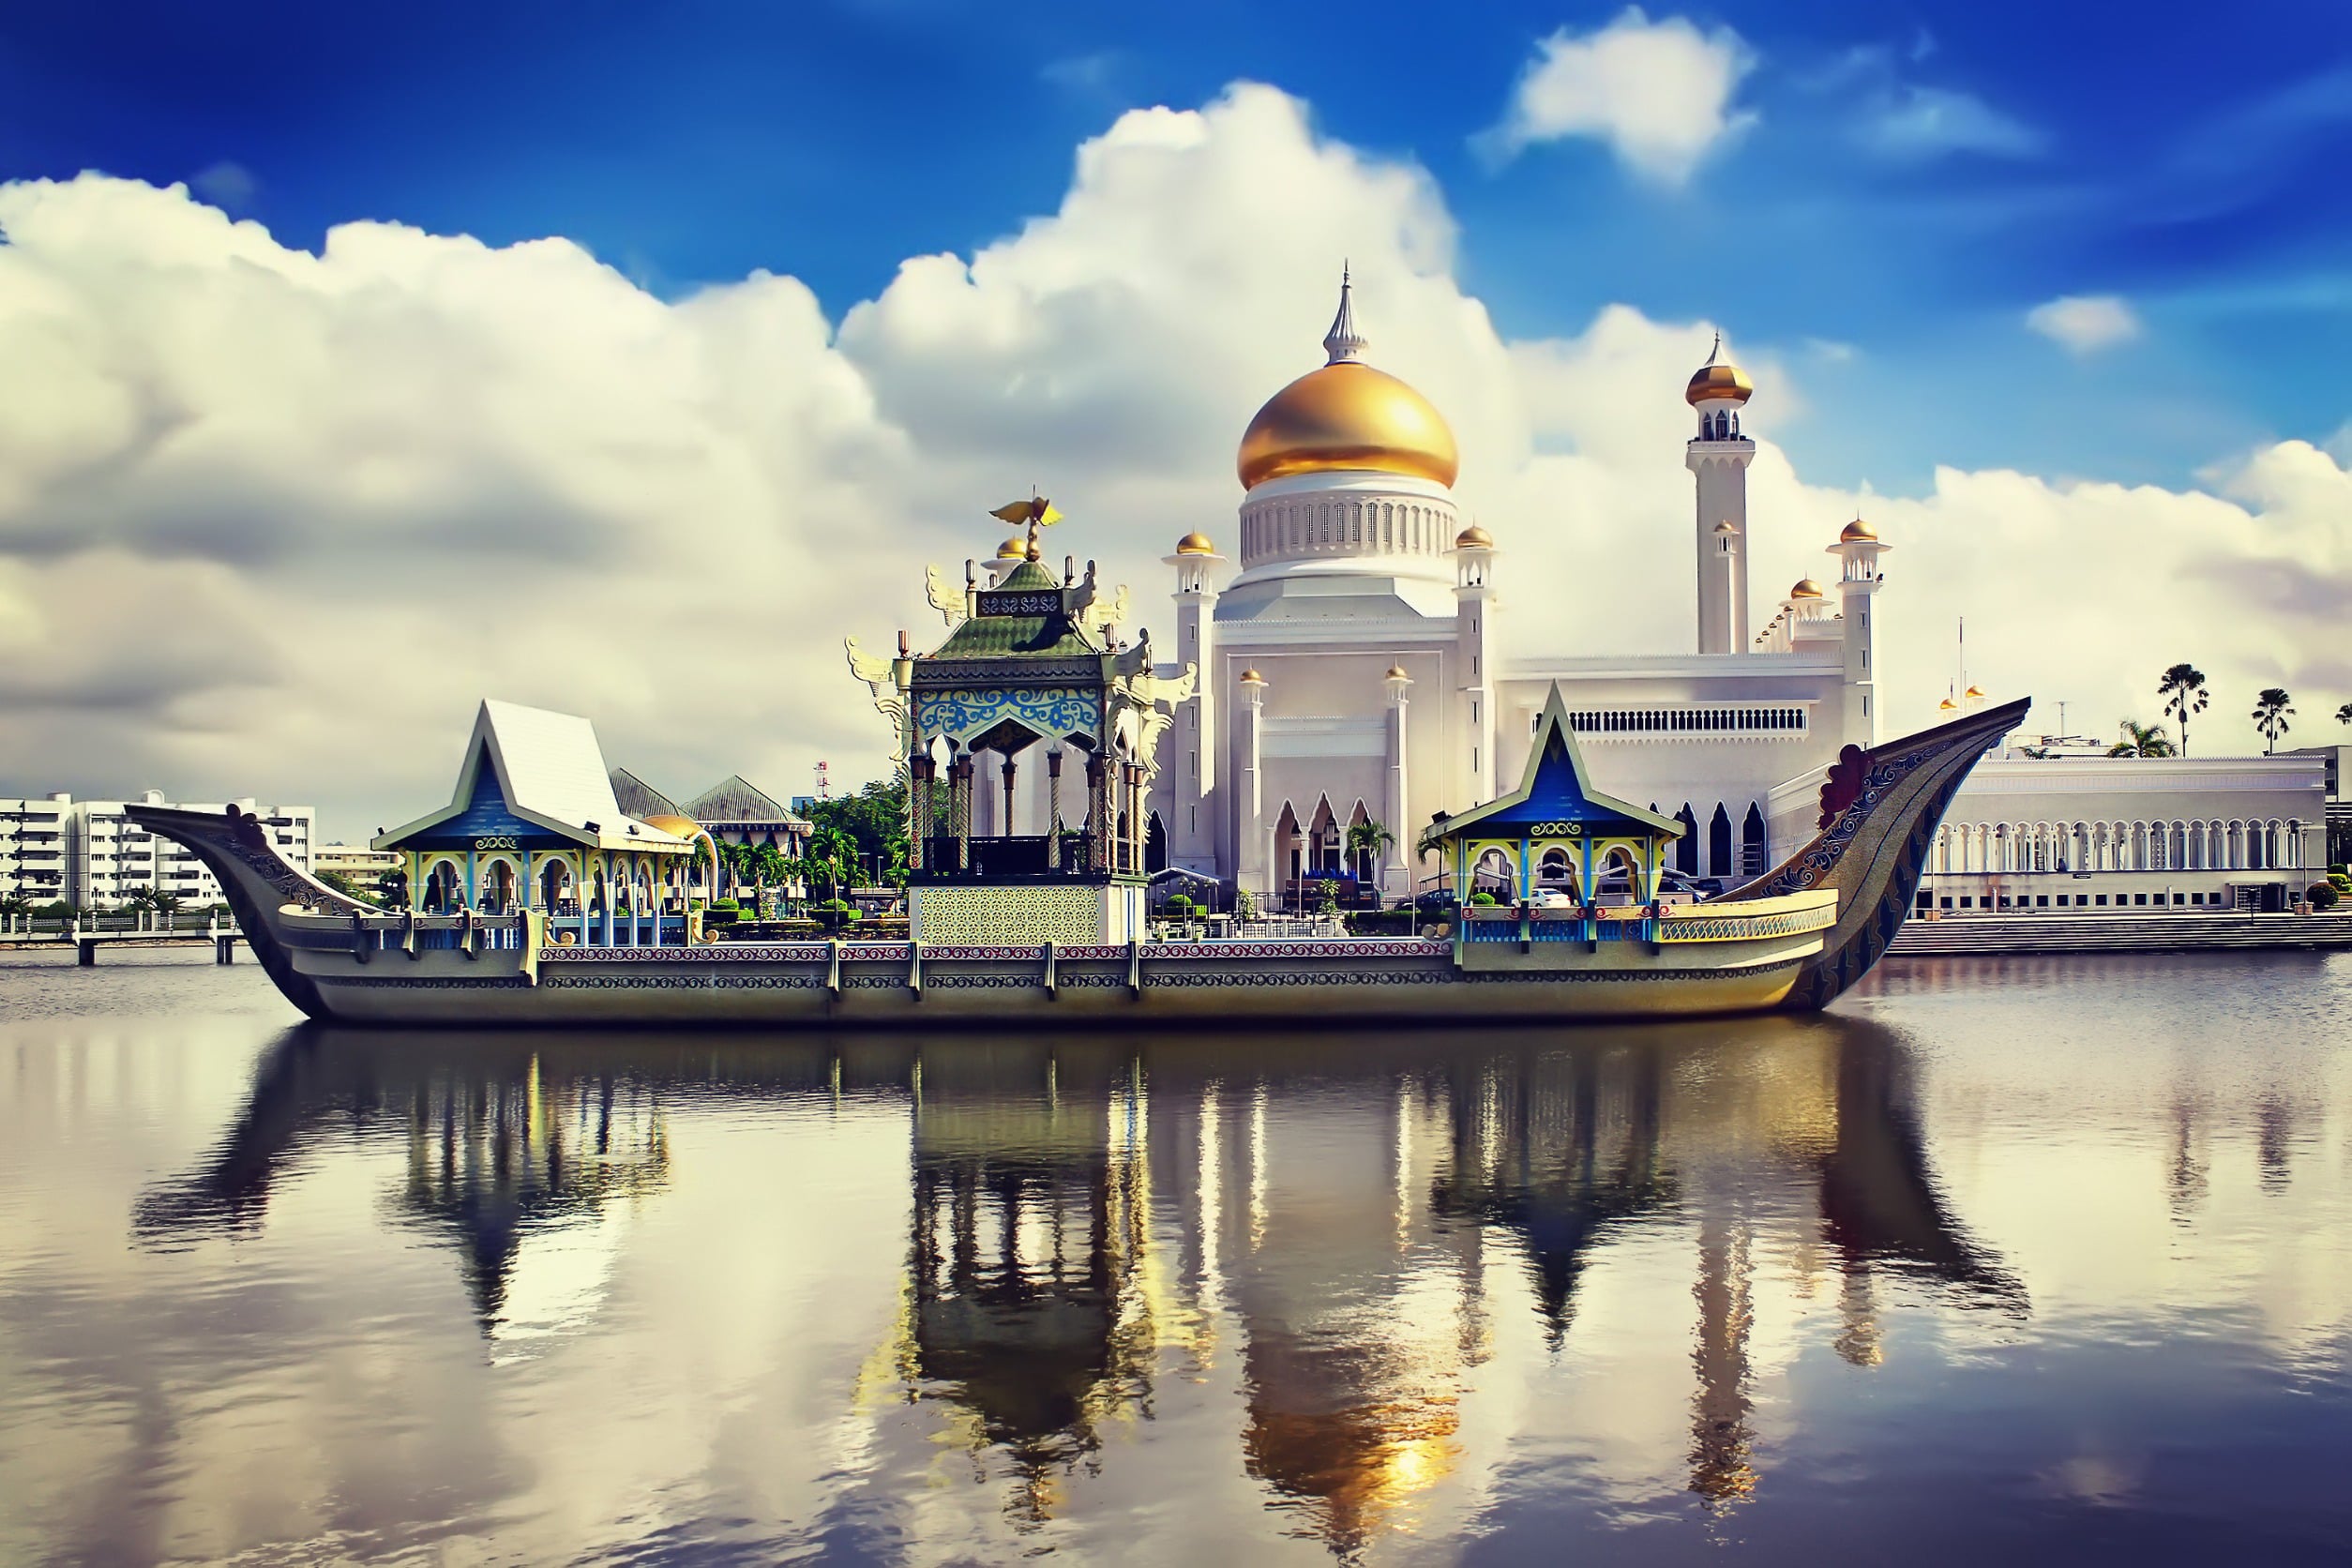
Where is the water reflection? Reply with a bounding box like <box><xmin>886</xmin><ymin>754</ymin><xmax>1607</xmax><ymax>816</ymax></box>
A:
<box><xmin>119</xmin><ymin>1009</ymin><xmax>2029</xmax><ymax>1556</ymax></box>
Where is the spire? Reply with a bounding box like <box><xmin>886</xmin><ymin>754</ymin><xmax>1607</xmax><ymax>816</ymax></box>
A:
<box><xmin>1322</xmin><ymin>263</ymin><xmax>1366</xmax><ymax>364</ymax></box>
<box><xmin>1705</xmin><ymin>330</ymin><xmax>1723</xmax><ymax>366</ymax></box>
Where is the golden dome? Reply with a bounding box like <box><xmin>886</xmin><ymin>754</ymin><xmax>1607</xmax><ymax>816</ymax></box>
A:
<box><xmin>641</xmin><ymin>814</ymin><xmax>704</xmax><ymax>843</ymax></box>
<box><xmin>1175</xmin><ymin>531</ymin><xmax>1215</xmax><ymax>555</ymax></box>
<box><xmin>995</xmin><ymin>535</ymin><xmax>1027</xmax><ymax>559</ymax></box>
<box><xmin>1965</xmin><ymin>685</ymin><xmax>1985</xmax><ymax>699</ymax></box>
<box><xmin>1238</xmin><ymin>668</ymin><xmax>1266</xmax><ymax>685</ymax></box>
<box><xmin>1385</xmin><ymin>664</ymin><xmax>1410</xmax><ymax>681</ymax></box>
<box><xmin>1685</xmin><ymin>334</ymin><xmax>1752</xmax><ymax>406</ymax></box>
<box><xmin>1455</xmin><ymin>524</ymin><xmax>1493</xmax><ymax>549</ymax></box>
<box><xmin>1839</xmin><ymin>516</ymin><xmax>1877</xmax><ymax>542</ymax></box>
<box><xmin>1789</xmin><ymin>578</ymin><xmax>1825</xmax><ymax>599</ymax></box>
<box><xmin>1239</xmin><ymin>361</ymin><xmax>1459</xmax><ymax>490</ymax></box>
<box><xmin>1938</xmin><ymin>696</ymin><xmax>1959</xmax><ymax>711</ymax></box>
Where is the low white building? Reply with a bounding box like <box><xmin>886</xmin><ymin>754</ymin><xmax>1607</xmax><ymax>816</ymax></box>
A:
<box><xmin>61</xmin><ymin>792</ymin><xmax>315</xmax><ymax>910</ymax></box>
<box><xmin>1772</xmin><ymin>749</ymin><xmax>2327</xmax><ymax>915</ymax></box>
<box><xmin>0</xmin><ymin>796</ymin><xmax>69</xmax><ymax>903</ymax></box>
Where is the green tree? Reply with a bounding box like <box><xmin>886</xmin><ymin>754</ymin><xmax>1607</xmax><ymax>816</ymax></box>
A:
<box><xmin>2158</xmin><ymin>663</ymin><xmax>2209</xmax><ymax>756</ymax></box>
<box><xmin>2254</xmin><ymin>686</ymin><xmax>2295</xmax><ymax>754</ymax></box>
<box><xmin>805</xmin><ymin>779</ymin><xmax>911</xmax><ymax>872</ymax></box>
<box><xmin>2336</xmin><ymin>701</ymin><xmax>2352</xmax><ymax>728</ymax></box>
<box><xmin>807</xmin><ymin>825</ymin><xmax>859</xmax><ymax>902</ymax></box>
<box><xmin>2107</xmin><ymin>718</ymin><xmax>2177</xmax><ymax>758</ymax></box>
<box><xmin>1344</xmin><ymin>818</ymin><xmax>1396</xmax><ymax>895</ymax></box>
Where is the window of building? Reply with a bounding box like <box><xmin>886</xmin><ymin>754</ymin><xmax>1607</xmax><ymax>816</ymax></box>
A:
<box><xmin>2133</xmin><ymin>893</ymin><xmax>2148</xmax><ymax>906</ymax></box>
<box><xmin>2036</xmin><ymin>896</ymin><xmax>2048</xmax><ymax>907</ymax></box>
<box><xmin>1939</xmin><ymin>897</ymin><xmax>1952</xmax><ymax>910</ymax></box>
<box><xmin>1960</xmin><ymin>897</ymin><xmax>1973</xmax><ymax>909</ymax></box>
<box><xmin>2095</xmin><ymin>895</ymin><xmax>2108</xmax><ymax>906</ymax></box>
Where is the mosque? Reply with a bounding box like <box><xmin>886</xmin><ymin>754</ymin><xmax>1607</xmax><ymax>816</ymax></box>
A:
<box><xmin>1150</xmin><ymin>277</ymin><xmax>1886</xmax><ymax>904</ymax></box>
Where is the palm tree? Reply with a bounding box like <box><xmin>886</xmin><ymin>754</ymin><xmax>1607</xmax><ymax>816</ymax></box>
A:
<box><xmin>2336</xmin><ymin>701</ymin><xmax>2352</xmax><ymax>728</ymax></box>
<box><xmin>2108</xmin><ymin>718</ymin><xmax>2176</xmax><ymax>758</ymax></box>
<box><xmin>2254</xmin><ymin>686</ymin><xmax>2295</xmax><ymax>754</ymax></box>
<box><xmin>807</xmin><ymin>826</ymin><xmax>858</xmax><ymax>903</ymax></box>
<box><xmin>1344</xmin><ymin>818</ymin><xmax>1395</xmax><ymax>897</ymax></box>
<box><xmin>2158</xmin><ymin>663</ymin><xmax>2209</xmax><ymax>756</ymax></box>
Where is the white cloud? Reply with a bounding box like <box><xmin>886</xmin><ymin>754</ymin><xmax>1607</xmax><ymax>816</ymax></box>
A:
<box><xmin>0</xmin><ymin>85</ymin><xmax>2338</xmax><ymax>835</ymax></box>
<box><xmin>2027</xmin><ymin>294</ymin><xmax>2144</xmax><ymax>354</ymax></box>
<box><xmin>1482</xmin><ymin>8</ymin><xmax>1756</xmax><ymax>185</ymax></box>
<box><xmin>1861</xmin><ymin>84</ymin><xmax>2043</xmax><ymax>160</ymax></box>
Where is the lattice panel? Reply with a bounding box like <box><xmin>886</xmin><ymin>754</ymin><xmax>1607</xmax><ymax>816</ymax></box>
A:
<box><xmin>914</xmin><ymin>884</ymin><xmax>1108</xmax><ymax>945</ymax></box>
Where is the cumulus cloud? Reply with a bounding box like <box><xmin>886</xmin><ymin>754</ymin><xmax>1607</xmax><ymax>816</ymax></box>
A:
<box><xmin>2027</xmin><ymin>294</ymin><xmax>2143</xmax><ymax>354</ymax></box>
<box><xmin>0</xmin><ymin>84</ymin><xmax>2337</xmax><ymax>834</ymax></box>
<box><xmin>1481</xmin><ymin>9</ymin><xmax>1756</xmax><ymax>185</ymax></box>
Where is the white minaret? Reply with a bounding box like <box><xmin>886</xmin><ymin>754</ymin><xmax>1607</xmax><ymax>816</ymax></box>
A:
<box><xmin>1166</xmin><ymin>531</ymin><xmax>1224</xmax><ymax>872</ymax></box>
<box><xmin>1235</xmin><ymin>668</ymin><xmax>1268</xmax><ymax>897</ymax></box>
<box><xmin>1829</xmin><ymin>517</ymin><xmax>1890</xmax><ymax>744</ymax></box>
<box><xmin>1382</xmin><ymin>662</ymin><xmax>1413</xmax><ymax>895</ymax></box>
<box><xmin>1684</xmin><ymin>335</ymin><xmax>1755</xmax><ymax>656</ymax></box>
<box><xmin>1454</xmin><ymin>524</ymin><xmax>1497</xmax><ymax>800</ymax></box>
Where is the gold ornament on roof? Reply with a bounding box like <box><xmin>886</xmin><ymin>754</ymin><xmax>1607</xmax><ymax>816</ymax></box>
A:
<box><xmin>1175</xmin><ymin>531</ymin><xmax>1215</xmax><ymax>555</ymax></box>
<box><xmin>989</xmin><ymin>493</ymin><xmax>1062</xmax><ymax>561</ymax></box>
<box><xmin>1790</xmin><ymin>578</ymin><xmax>1825</xmax><ymax>599</ymax></box>
<box><xmin>1455</xmin><ymin>524</ymin><xmax>1493</xmax><ymax>549</ymax></box>
<box><xmin>1840</xmin><ymin>515</ymin><xmax>1877</xmax><ymax>542</ymax></box>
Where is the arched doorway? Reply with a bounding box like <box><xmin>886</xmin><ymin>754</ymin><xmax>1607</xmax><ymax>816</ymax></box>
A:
<box><xmin>1146</xmin><ymin>811</ymin><xmax>1168</xmax><ymax>874</ymax></box>
<box><xmin>540</xmin><ymin>858</ymin><xmax>574</xmax><ymax>912</ymax></box>
<box><xmin>1741</xmin><ymin>805</ymin><xmax>1767</xmax><ymax>877</ymax></box>
<box><xmin>1709</xmin><ymin>805</ymin><xmax>1733</xmax><ymax>877</ymax></box>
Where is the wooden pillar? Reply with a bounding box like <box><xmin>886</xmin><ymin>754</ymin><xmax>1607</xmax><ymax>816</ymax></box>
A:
<box><xmin>1086</xmin><ymin>753</ymin><xmax>1108</xmax><ymax>874</ymax></box>
<box><xmin>951</xmin><ymin>755</ymin><xmax>972</xmax><ymax>871</ymax></box>
<box><xmin>1047</xmin><ymin>750</ymin><xmax>1064</xmax><ymax>868</ymax></box>
<box><xmin>910</xmin><ymin>754</ymin><xmax>934</xmax><ymax>872</ymax></box>
<box><xmin>1002</xmin><ymin>755</ymin><xmax>1018</xmax><ymax>840</ymax></box>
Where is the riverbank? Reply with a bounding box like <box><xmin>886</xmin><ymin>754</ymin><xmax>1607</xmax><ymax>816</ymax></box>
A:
<box><xmin>1888</xmin><ymin>908</ymin><xmax>2352</xmax><ymax>956</ymax></box>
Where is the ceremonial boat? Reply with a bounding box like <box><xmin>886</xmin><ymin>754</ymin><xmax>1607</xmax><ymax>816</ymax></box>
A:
<box><xmin>130</xmin><ymin>687</ymin><xmax>2027</xmax><ymax>1029</ymax></box>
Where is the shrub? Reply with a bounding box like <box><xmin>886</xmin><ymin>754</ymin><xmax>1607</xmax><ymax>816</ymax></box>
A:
<box><xmin>2307</xmin><ymin>882</ymin><xmax>2340</xmax><ymax>911</ymax></box>
<box><xmin>1469</xmin><ymin>891</ymin><xmax>1498</xmax><ymax>907</ymax></box>
<box><xmin>2332</xmin><ymin>864</ymin><xmax>2349</xmax><ymax>878</ymax></box>
<box><xmin>1166</xmin><ymin>894</ymin><xmax>1195</xmax><ymax>916</ymax></box>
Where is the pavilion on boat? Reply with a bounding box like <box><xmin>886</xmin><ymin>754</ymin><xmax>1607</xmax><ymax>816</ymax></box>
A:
<box><xmin>851</xmin><ymin>505</ymin><xmax>1188</xmax><ymax>944</ymax></box>
<box><xmin>1420</xmin><ymin>686</ymin><xmax>1686</xmax><ymax>949</ymax></box>
<box><xmin>374</xmin><ymin>700</ymin><xmax>705</xmax><ymax>945</ymax></box>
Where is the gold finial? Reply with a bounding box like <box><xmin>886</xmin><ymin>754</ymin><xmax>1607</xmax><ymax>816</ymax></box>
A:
<box><xmin>989</xmin><ymin>491</ymin><xmax>1062</xmax><ymax>562</ymax></box>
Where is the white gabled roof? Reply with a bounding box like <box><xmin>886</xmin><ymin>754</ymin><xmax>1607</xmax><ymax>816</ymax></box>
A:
<box><xmin>375</xmin><ymin>700</ymin><xmax>689</xmax><ymax>852</ymax></box>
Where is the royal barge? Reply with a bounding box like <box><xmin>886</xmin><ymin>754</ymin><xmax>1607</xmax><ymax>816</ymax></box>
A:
<box><xmin>131</xmin><ymin>677</ymin><xmax>2026</xmax><ymax>1027</ymax></box>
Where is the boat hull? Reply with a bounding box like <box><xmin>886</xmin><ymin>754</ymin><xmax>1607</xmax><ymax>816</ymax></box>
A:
<box><xmin>128</xmin><ymin>698</ymin><xmax>2028</xmax><ymax>1029</ymax></box>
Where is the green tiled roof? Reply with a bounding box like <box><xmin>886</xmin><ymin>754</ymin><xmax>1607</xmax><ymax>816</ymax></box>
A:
<box><xmin>931</xmin><ymin>611</ymin><xmax>1100</xmax><ymax>659</ymax></box>
<box><xmin>995</xmin><ymin>560</ymin><xmax>1060</xmax><ymax>591</ymax></box>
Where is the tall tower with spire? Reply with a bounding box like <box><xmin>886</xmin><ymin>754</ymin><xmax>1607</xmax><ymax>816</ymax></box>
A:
<box><xmin>1684</xmin><ymin>335</ymin><xmax>1756</xmax><ymax>656</ymax></box>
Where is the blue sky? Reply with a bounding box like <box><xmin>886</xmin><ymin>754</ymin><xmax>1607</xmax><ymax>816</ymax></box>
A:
<box><xmin>5</xmin><ymin>0</ymin><xmax>2347</xmax><ymax>494</ymax></box>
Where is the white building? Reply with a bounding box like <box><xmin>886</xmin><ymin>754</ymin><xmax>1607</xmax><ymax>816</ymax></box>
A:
<box><xmin>1907</xmin><ymin>752</ymin><xmax>2327</xmax><ymax>913</ymax></box>
<box><xmin>62</xmin><ymin>792</ymin><xmax>315</xmax><ymax>910</ymax></box>
<box><xmin>0</xmin><ymin>796</ymin><xmax>69</xmax><ymax>903</ymax></box>
<box><xmin>1152</xmin><ymin>279</ymin><xmax>1885</xmax><ymax>904</ymax></box>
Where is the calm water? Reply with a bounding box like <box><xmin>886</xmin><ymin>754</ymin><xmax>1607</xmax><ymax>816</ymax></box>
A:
<box><xmin>3</xmin><ymin>952</ymin><xmax>2350</xmax><ymax>1565</ymax></box>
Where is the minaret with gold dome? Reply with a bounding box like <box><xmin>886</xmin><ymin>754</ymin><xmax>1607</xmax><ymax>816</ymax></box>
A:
<box><xmin>1685</xmin><ymin>334</ymin><xmax>1755</xmax><ymax>656</ymax></box>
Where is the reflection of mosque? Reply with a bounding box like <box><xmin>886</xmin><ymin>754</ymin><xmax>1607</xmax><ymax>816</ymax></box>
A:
<box><xmin>138</xmin><ymin>1018</ymin><xmax>2022</xmax><ymax>1551</ymax></box>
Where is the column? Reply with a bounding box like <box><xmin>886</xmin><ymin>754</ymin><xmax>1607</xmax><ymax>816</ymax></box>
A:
<box><xmin>951</xmin><ymin>754</ymin><xmax>972</xmax><ymax>871</ymax></box>
<box><xmin>1236</xmin><ymin>671</ymin><xmax>1267</xmax><ymax>895</ymax></box>
<box><xmin>909</xmin><ymin>754</ymin><xmax>934</xmax><ymax>873</ymax></box>
<box><xmin>1002</xmin><ymin>756</ymin><xmax>1018</xmax><ymax>840</ymax></box>
<box><xmin>1383</xmin><ymin>667</ymin><xmax>1413</xmax><ymax>899</ymax></box>
<box><xmin>1047</xmin><ymin>750</ymin><xmax>1064</xmax><ymax>868</ymax></box>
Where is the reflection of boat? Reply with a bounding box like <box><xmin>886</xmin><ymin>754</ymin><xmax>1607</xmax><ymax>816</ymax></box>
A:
<box><xmin>130</xmin><ymin>696</ymin><xmax>2028</xmax><ymax>1027</ymax></box>
<box><xmin>133</xmin><ymin>1017</ymin><xmax>2017</xmax><ymax>1545</ymax></box>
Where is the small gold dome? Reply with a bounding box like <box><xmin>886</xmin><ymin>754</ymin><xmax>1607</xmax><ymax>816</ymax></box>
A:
<box><xmin>1385</xmin><ymin>664</ymin><xmax>1410</xmax><ymax>681</ymax></box>
<box><xmin>1840</xmin><ymin>516</ymin><xmax>1877</xmax><ymax>542</ymax></box>
<box><xmin>1685</xmin><ymin>334</ymin><xmax>1753</xmax><ymax>407</ymax></box>
<box><xmin>1238</xmin><ymin>668</ymin><xmax>1266</xmax><ymax>685</ymax></box>
<box><xmin>1938</xmin><ymin>696</ymin><xmax>1959</xmax><ymax>711</ymax></box>
<box><xmin>995</xmin><ymin>536</ymin><xmax>1027</xmax><ymax>559</ymax></box>
<box><xmin>1965</xmin><ymin>685</ymin><xmax>1984</xmax><ymax>699</ymax></box>
<box><xmin>1238</xmin><ymin>361</ymin><xmax>1459</xmax><ymax>490</ymax></box>
<box><xmin>1455</xmin><ymin>524</ymin><xmax>1493</xmax><ymax>549</ymax></box>
<box><xmin>1175</xmin><ymin>531</ymin><xmax>1215</xmax><ymax>555</ymax></box>
<box><xmin>1789</xmin><ymin>578</ymin><xmax>1825</xmax><ymax>599</ymax></box>
<box><xmin>641</xmin><ymin>814</ymin><xmax>703</xmax><ymax>842</ymax></box>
